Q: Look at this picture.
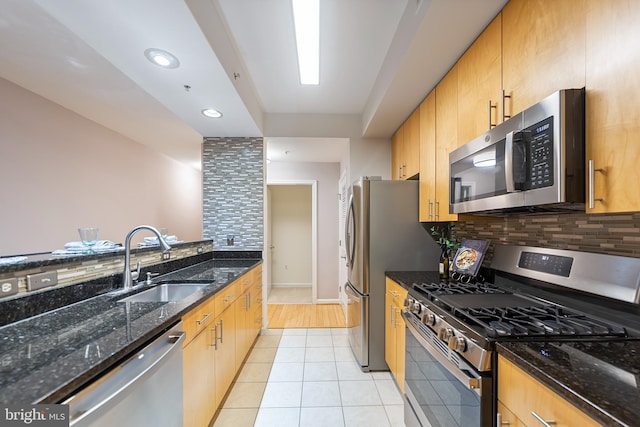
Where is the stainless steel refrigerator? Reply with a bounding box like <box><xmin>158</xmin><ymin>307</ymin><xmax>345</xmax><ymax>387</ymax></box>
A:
<box><xmin>343</xmin><ymin>177</ymin><xmax>439</xmax><ymax>371</ymax></box>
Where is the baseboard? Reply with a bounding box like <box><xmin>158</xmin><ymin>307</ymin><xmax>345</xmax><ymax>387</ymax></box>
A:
<box><xmin>315</xmin><ymin>298</ymin><xmax>341</xmax><ymax>304</ymax></box>
<box><xmin>272</xmin><ymin>283</ymin><xmax>312</xmax><ymax>288</ymax></box>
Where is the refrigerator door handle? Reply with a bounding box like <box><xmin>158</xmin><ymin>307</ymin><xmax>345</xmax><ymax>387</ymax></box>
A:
<box><xmin>345</xmin><ymin>280</ymin><xmax>367</xmax><ymax>298</ymax></box>
<box><xmin>345</xmin><ymin>194</ymin><xmax>356</xmax><ymax>268</ymax></box>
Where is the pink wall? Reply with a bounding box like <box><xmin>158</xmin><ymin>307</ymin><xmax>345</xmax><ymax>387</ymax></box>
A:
<box><xmin>0</xmin><ymin>78</ymin><xmax>203</xmax><ymax>256</ymax></box>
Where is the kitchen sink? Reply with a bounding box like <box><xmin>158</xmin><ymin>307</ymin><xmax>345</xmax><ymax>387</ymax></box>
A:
<box><xmin>118</xmin><ymin>283</ymin><xmax>210</xmax><ymax>303</ymax></box>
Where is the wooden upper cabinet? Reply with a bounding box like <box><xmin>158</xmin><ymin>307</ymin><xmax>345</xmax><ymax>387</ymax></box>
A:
<box><xmin>502</xmin><ymin>0</ymin><xmax>586</xmax><ymax>116</ymax></box>
<box><xmin>419</xmin><ymin>91</ymin><xmax>436</xmax><ymax>222</ymax></box>
<box><xmin>457</xmin><ymin>13</ymin><xmax>503</xmax><ymax>144</ymax></box>
<box><xmin>391</xmin><ymin>112</ymin><xmax>420</xmax><ymax>180</ymax></box>
<box><xmin>435</xmin><ymin>65</ymin><xmax>459</xmax><ymax>222</ymax></box>
<box><xmin>586</xmin><ymin>0</ymin><xmax>640</xmax><ymax>213</ymax></box>
<box><xmin>402</xmin><ymin>109</ymin><xmax>420</xmax><ymax>179</ymax></box>
<box><xmin>391</xmin><ymin>127</ymin><xmax>402</xmax><ymax>180</ymax></box>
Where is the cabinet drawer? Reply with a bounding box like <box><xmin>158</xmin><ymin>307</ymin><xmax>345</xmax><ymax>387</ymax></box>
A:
<box><xmin>238</xmin><ymin>271</ymin><xmax>254</xmax><ymax>293</ymax></box>
<box><xmin>497</xmin><ymin>356</ymin><xmax>600</xmax><ymax>427</ymax></box>
<box><xmin>215</xmin><ymin>281</ymin><xmax>239</xmax><ymax>315</ymax></box>
<box><xmin>182</xmin><ymin>296</ymin><xmax>216</xmax><ymax>345</ymax></box>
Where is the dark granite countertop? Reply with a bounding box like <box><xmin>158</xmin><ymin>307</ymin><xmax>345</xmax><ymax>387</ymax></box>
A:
<box><xmin>0</xmin><ymin>257</ymin><xmax>261</xmax><ymax>405</ymax></box>
<box><xmin>385</xmin><ymin>271</ymin><xmax>441</xmax><ymax>289</ymax></box>
<box><xmin>497</xmin><ymin>341</ymin><xmax>640</xmax><ymax>427</ymax></box>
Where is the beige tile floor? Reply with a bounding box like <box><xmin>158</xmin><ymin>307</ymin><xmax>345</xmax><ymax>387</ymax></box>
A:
<box><xmin>213</xmin><ymin>328</ymin><xmax>405</xmax><ymax>427</ymax></box>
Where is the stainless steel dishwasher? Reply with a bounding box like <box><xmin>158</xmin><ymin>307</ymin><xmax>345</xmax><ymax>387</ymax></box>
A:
<box><xmin>64</xmin><ymin>322</ymin><xmax>185</xmax><ymax>426</ymax></box>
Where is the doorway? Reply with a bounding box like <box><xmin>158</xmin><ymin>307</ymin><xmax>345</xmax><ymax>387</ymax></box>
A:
<box><xmin>265</xmin><ymin>181</ymin><xmax>317</xmax><ymax>304</ymax></box>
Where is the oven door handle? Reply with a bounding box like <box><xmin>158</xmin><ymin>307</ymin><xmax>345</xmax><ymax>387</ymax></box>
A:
<box><xmin>402</xmin><ymin>311</ymin><xmax>483</xmax><ymax>394</ymax></box>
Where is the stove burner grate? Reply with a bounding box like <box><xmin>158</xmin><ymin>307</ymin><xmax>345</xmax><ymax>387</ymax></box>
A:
<box><xmin>412</xmin><ymin>281</ymin><xmax>506</xmax><ymax>298</ymax></box>
<box><xmin>457</xmin><ymin>306</ymin><xmax>628</xmax><ymax>338</ymax></box>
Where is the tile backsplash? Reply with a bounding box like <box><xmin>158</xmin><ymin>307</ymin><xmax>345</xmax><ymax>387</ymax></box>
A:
<box><xmin>452</xmin><ymin>212</ymin><xmax>640</xmax><ymax>263</ymax></box>
<box><xmin>202</xmin><ymin>137</ymin><xmax>264</xmax><ymax>251</ymax></box>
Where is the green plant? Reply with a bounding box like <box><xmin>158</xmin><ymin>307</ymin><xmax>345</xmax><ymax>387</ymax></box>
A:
<box><xmin>430</xmin><ymin>223</ymin><xmax>460</xmax><ymax>252</ymax></box>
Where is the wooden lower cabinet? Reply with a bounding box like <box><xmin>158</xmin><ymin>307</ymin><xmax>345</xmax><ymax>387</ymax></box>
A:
<box><xmin>183</xmin><ymin>325</ymin><xmax>215</xmax><ymax>427</ymax></box>
<box><xmin>497</xmin><ymin>355</ymin><xmax>601</xmax><ymax>427</ymax></box>
<box><xmin>182</xmin><ymin>264</ymin><xmax>263</xmax><ymax>427</ymax></box>
<box><xmin>385</xmin><ymin>278</ymin><xmax>408</xmax><ymax>392</ymax></box>
<box><xmin>214</xmin><ymin>303</ymin><xmax>237</xmax><ymax>408</ymax></box>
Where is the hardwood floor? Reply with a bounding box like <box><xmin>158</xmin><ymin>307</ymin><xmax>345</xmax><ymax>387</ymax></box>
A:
<box><xmin>267</xmin><ymin>303</ymin><xmax>346</xmax><ymax>328</ymax></box>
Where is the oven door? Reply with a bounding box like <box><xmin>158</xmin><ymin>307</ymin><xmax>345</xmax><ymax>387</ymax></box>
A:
<box><xmin>402</xmin><ymin>312</ymin><xmax>493</xmax><ymax>427</ymax></box>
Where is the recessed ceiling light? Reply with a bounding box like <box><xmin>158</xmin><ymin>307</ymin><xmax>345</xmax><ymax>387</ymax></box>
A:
<box><xmin>144</xmin><ymin>48</ymin><xmax>180</xmax><ymax>69</ymax></box>
<box><xmin>202</xmin><ymin>108</ymin><xmax>223</xmax><ymax>118</ymax></box>
<box><xmin>292</xmin><ymin>0</ymin><xmax>319</xmax><ymax>85</ymax></box>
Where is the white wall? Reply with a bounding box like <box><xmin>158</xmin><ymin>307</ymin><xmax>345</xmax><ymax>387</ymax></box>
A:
<box><xmin>270</xmin><ymin>185</ymin><xmax>312</xmax><ymax>285</ymax></box>
<box><xmin>267</xmin><ymin>162</ymin><xmax>339</xmax><ymax>301</ymax></box>
<box><xmin>0</xmin><ymin>77</ymin><xmax>203</xmax><ymax>256</ymax></box>
<box><xmin>348</xmin><ymin>137</ymin><xmax>392</xmax><ymax>183</ymax></box>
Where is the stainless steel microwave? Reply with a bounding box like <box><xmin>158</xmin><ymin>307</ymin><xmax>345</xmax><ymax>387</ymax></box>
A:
<box><xmin>449</xmin><ymin>88</ymin><xmax>585</xmax><ymax>215</ymax></box>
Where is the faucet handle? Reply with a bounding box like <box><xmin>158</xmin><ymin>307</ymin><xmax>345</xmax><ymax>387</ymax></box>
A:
<box><xmin>146</xmin><ymin>272</ymin><xmax>159</xmax><ymax>285</ymax></box>
<box><xmin>131</xmin><ymin>261</ymin><xmax>141</xmax><ymax>282</ymax></box>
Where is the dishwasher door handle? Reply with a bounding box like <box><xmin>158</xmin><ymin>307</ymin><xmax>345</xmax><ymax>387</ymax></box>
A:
<box><xmin>65</xmin><ymin>322</ymin><xmax>185</xmax><ymax>426</ymax></box>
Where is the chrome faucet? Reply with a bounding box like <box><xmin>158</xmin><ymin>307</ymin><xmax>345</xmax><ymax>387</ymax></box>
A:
<box><xmin>122</xmin><ymin>225</ymin><xmax>171</xmax><ymax>291</ymax></box>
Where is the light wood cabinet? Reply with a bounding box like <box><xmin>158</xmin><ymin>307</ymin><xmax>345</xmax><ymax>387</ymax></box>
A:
<box><xmin>385</xmin><ymin>277</ymin><xmax>408</xmax><ymax>392</ymax></box>
<box><xmin>391</xmin><ymin>109</ymin><xmax>420</xmax><ymax>180</ymax></box>
<box><xmin>391</xmin><ymin>127</ymin><xmax>403</xmax><ymax>180</ymax></box>
<box><xmin>182</xmin><ymin>264</ymin><xmax>262</xmax><ymax>427</ymax></box>
<box><xmin>419</xmin><ymin>90</ymin><xmax>436</xmax><ymax>222</ymax></box>
<box><xmin>457</xmin><ymin>13</ymin><xmax>503</xmax><ymax>144</ymax></box>
<box><xmin>213</xmin><ymin>301</ymin><xmax>236</xmax><ymax>408</ymax></box>
<box><xmin>236</xmin><ymin>266</ymin><xmax>263</xmax><ymax>368</ymax></box>
<box><xmin>502</xmin><ymin>0</ymin><xmax>586</xmax><ymax>117</ymax></box>
<box><xmin>585</xmin><ymin>0</ymin><xmax>640</xmax><ymax>213</ymax></box>
<box><xmin>497</xmin><ymin>355</ymin><xmax>601</xmax><ymax>427</ymax></box>
<box><xmin>183</xmin><ymin>324</ymin><xmax>215</xmax><ymax>427</ymax></box>
<box><xmin>434</xmin><ymin>65</ymin><xmax>460</xmax><ymax>222</ymax></box>
<box><xmin>183</xmin><ymin>295</ymin><xmax>216</xmax><ymax>427</ymax></box>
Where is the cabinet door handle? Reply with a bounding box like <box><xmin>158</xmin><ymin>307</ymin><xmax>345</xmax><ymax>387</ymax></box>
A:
<box><xmin>502</xmin><ymin>89</ymin><xmax>511</xmax><ymax>121</ymax></box>
<box><xmin>196</xmin><ymin>312</ymin><xmax>212</xmax><ymax>325</ymax></box>
<box><xmin>496</xmin><ymin>412</ymin><xmax>509</xmax><ymax>425</ymax></box>
<box><xmin>219</xmin><ymin>319</ymin><xmax>224</xmax><ymax>344</ymax></box>
<box><xmin>531</xmin><ymin>411</ymin><xmax>556</xmax><ymax>427</ymax></box>
<box><xmin>435</xmin><ymin>201</ymin><xmax>440</xmax><ymax>220</ymax></box>
<box><xmin>588</xmin><ymin>159</ymin><xmax>604</xmax><ymax>209</ymax></box>
<box><xmin>211</xmin><ymin>325</ymin><xmax>218</xmax><ymax>349</ymax></box>
<box><xmin>427</xmin><ymin>199</ymin><xmax>432</xmax><ymax>220</ymax></box>
<box><xmin>488</xmin><ymin>99</ymin><xmax>497</xmax><ymax>129</ymax></box>
<box><xmin>389</xmin><ymin>304</ymin><xmax>394</xmax><ymax>326</ymax></box>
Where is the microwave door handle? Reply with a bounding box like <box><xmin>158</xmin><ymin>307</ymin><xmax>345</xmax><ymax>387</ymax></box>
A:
<box><xmin>505</xmin><ymin>131</ymin><xmax>515</xmax><ymax>193</ymax></box>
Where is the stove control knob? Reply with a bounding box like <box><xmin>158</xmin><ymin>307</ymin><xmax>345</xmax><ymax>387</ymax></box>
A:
<box><xmin>421</xmin><ymin>312</ymin><xmax>436</xmax><ymax>326</ymax></box>
<box><xmin>410</xmin><ymin>302</ymin><xmax>423</xmax><ymax>315</ymax></box>
<box><xmin>448</xmin><ymin>336</ymin><xmax>467</xmax><ymax>353</ymax></box>
<box><xmin>437</xmin><ymin>328</ymin><xmax>453</xmax><ymax>341</ymax></box>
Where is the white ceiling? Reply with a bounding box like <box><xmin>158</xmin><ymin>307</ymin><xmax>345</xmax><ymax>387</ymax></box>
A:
<box><xmin>0</xmin><ymin>0</ymin><xmax>506</xmax><ymax>169</ymax></box>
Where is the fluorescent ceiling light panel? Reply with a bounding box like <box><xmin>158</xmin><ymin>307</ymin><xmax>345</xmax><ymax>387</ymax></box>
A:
<box><xmin>292</xmin><ymin>0</ymin><xmax>319</xmax><ymax>85</ymax></box>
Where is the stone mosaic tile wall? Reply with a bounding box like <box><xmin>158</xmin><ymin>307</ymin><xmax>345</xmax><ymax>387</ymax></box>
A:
<box><xmin>202</xmin><ymin>137</ymin><xmax>264</xmax><ymax>251</ymax></box>
<box><xmin>0</xmin><ymin>242</ymin><xmax>214</xmax><ymax>300</ymax></box>
<box><xmin>452</xmin><ymin>212</ymin><xmax>640</xmax><ymax>264</ymax></box>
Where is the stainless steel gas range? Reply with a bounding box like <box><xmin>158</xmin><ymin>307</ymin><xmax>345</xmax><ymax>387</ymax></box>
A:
<box><xmin>400</xmin><ymin>244</ymin><xmax>640</xmax><ymax>427</ymax></box>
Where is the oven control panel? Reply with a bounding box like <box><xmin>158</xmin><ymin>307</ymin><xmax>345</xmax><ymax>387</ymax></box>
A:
<box><xmin>518</xmin><ymin>251</ymin><xmax>573</xmax><ymax>277</ymax></box>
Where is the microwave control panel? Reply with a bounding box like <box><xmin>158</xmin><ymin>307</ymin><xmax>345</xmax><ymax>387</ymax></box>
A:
<box><xmin>527</xmin><ymin>116</ymin><xmax>554</xmax><ymax>189</ymax></box>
